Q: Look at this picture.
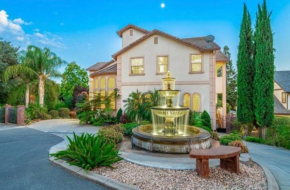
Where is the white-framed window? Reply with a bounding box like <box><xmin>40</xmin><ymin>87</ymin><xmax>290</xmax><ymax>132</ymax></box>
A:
<box><xmin>131</xmin><ymin>57</ymin><xmax>144</xmax><ymax>75</ymax></box>
<box><xmin>190</xmin><ymin>54</ymin><xmax>202</xmax><ymax>72</ymax></box>
<box><xmin>157</xmin><ymin>56</ymin><xmax>168</xmax><ymax>74</ymax></box>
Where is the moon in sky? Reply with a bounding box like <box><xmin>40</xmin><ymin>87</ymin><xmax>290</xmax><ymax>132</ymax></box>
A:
<box><xmin>161</xmin><ymin>3</ymin><xmax>165</xmax><ymax>8</ymax></box>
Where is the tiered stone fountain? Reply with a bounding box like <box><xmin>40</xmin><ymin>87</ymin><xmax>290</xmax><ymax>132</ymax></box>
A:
<box><xmin>132</xmin><ymin>72</ymin><xmax>211</xmax><ymax>153</ymax></box>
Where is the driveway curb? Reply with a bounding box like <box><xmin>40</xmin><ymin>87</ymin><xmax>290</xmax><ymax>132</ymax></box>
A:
<box><xmin>49</xmin><ymin>157</ymin><xmax>139</xmax><ymax>190</ymax></box>
<box><xmin>252</xmin><ymin>160</ymin><xmax>280</xmax><ymax>190</ymax></box>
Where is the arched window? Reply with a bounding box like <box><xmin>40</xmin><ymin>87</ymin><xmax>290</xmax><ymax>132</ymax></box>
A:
<box><xmin>99</xmin><ymin>77</ymin><xmax>106</xmax><ymax>109</ymax></box>
<box><xmin>94</xmin><ymin>78</ymin><xmax>99</xmax><ymax>89</ymax></box>
<box><xmin>183</xmin><ymin>93</ymin><xmax>190</xmax><ymax>108</ymax></box>
<box><xmin>108</xmin><ymin>77</ymin><xmax>116</xmax><ymax>109</ymax></box>
<box><xmin>100</xmin><ymin>78</ymin><xmax>106</xmax><ymax>89</ymax></box>
<box><xmin>192</xmin><ymin>93</ymin><xmax>201</xmax><ymax>112</ymax></box>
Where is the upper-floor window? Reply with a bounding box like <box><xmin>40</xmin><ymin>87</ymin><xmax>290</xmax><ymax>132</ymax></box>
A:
<box><xmin>282</xmin><ymin>92</ymin><xmax>286</xmax><ymax>103</ymax></box>
<box><xmin>157</xmin><ymin>56</ymin><xmax>168</xmax><ymax>74</ymax></box>
<box><xmin>129</xmin><ymin>29</ymin><xmax>133</xmax><ymax>37</ymax></box>
<box><xmin>131</xmin><ymin>57</ymin><xmax>144</xmax><ymax>75</ymax></box>
<box><xmin>190</xmin><ymin>54</ymin><xmax>202</xmax><ymax>73</ymax></box>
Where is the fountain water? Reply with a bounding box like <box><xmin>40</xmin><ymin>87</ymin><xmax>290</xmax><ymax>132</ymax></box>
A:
<box><xmin>132</xmin><ymin>71</ymin><xmax>211</xmax><ymax>153</ymax></box>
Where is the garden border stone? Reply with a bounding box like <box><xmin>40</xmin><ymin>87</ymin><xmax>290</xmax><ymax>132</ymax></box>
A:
<box><xmin>49</xmin><ymin>156</ymin><xmax>139</xmax><ymax>190</ymax></box>
<box><xmin>252</xmin><ymin>160</ymin><xmax>280</xmax><ymax>190</ymax></box>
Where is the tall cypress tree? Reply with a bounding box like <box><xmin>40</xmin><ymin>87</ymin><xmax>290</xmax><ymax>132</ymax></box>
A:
<box><xmin>223</xmin><ymin>46</ymin><xmax>237</xmax><ymax>110</ymax></box>
<box><xmin>237</xmin><ymin>4</ymin><xmax>254</xmax><ymax>124</ymax></box>
<box><xmin>253</xmin><ymin>0</ymin><xmax>274</xmax><ymax>132</ymax></box>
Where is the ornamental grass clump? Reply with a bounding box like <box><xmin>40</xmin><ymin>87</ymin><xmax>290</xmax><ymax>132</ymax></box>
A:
<box><xmin>50</xmin><ymin>133</ymin><xmax>122</xmax><ymax>171</ymax></box>
<box><xmin>229</xmin><ymin>140</ymin><xmax>249</xmax><ymax>153</ymax></box>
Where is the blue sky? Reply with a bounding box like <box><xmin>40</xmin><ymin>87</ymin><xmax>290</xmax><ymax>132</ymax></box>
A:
<box><xmin>1</xmin><ymin>0</ymin><xmax>290</xmax><ymax>72</ymax></box>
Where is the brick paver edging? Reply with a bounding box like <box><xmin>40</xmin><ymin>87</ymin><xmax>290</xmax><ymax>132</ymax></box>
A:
<box><xmin>49</xmin><ymin>157</ymin><xmax>139</xmax><ymax>190</ymax></box>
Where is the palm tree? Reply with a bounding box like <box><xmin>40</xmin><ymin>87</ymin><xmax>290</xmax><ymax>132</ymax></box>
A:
<box><xmin>3</xmin><ymin>45</ymin><xmax>65</xmax><ymax>107</ymax></box>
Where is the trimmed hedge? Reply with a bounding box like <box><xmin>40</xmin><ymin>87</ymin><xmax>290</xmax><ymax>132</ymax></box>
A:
<box><xmin>245</xmin><ymin>136</ymin><xmax>265</xmax><ymax>144</ymax></box>
<box><xmin>59</xmin><ymin>108</ymin><xmax>70</xmax><ymax>118</ymax></box>
<box><xmin>49</xmin><ymin>110</ymin><xmax>59</xmax><ymax>119</ymax></box>
<box><xmin>220</xmin><ymin>133</ymin><xmax>241</xmax><ymax>145</ymax></box>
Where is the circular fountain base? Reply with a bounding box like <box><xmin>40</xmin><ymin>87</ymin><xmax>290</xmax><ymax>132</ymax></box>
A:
<box><xmin>131</xmin><ymin>124</ymin><xmax>211</xmax><ymax>153</ymax></box>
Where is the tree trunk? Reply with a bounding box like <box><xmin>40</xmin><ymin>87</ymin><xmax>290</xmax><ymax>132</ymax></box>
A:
<box><xmin>25</xmin><ymin>85</ymin><xmax>29</xmax><ymax>108</ymax></box>
<box><xmin>258</xmin><ymin>127</ymin><xmax>267</xmax><ymax>140</ymax></box>
<box><xmin>39</xmin><ymin>75</ymin><xmax>45</xmax><ymax>107</ymax></box>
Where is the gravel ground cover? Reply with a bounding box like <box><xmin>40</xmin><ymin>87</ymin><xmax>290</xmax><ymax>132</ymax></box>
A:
<box><xmin>93</xmin><ymin>160</ymin><xmax>267</xmax><ymax>190</ymax></box>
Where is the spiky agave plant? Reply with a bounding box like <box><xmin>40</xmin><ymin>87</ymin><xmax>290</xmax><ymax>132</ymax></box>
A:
<box><xmin>50</xmin><ymin>133</ymin><xmax>122</xmax><ymax>171</ymax></box>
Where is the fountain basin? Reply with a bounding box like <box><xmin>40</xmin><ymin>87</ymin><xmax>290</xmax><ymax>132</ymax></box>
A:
<box><xmin>132</xmin><ymin>124</ymin><xmax>211</xmax><ymax>153</ymax></box>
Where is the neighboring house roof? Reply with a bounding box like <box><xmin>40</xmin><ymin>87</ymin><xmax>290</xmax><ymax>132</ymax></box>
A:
<box><xmin>117</xmin><ymin>24</ymin><xmax>150</xmax><ymax>37</ymax></box>
<box><xmin>216</xmin><ymin>50</ymin><xmax>230</xmax><ymax>62</ymax></box>
<box><xmin>90</xmin><ymin>63</ymin><xmax>117</xmax><ymax>77</ymax></box>
<box><xmin>86</xmin><ymin>60</ymin><xmax>115</xmax><ymax>71</ymax></box>
<box><xmin>112</xmin><ymin>29</ymin><xmax>220</xmax><ymax>59</ymax></box>
<box><xmin>275</xmin><ymin>71</ymin><xmax>290</xmax><ymax>93</ymax></box>
<box><xmin>274</xmin><ymin>96</ymin><xmax>290</xmax><ymax>115</ymax></box>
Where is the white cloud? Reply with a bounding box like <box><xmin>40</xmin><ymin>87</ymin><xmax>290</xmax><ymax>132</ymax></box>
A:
<box><xmin>33</xmin><ymin>32</ymin><xmax>66</xmax><ymax>48</ymax></box>
<box><xmin>0</xmin><ymin>10</ymin><xmax>66</xmax><ymax>49</ymax></box>
<box><xmin>0</xmin><ymin>10</ymin><xmax>23</xmax><ymax>33</ymax></box>
<box><xmin>16</xmin><ymin>36</ymin><xmax>24</xmax><ymax>41</ymax></box>
<box><xmin>34</xmin><ymin>32</ymin><xmax>45</xmax><ymax>38</ymax></box>
<box><xmin>13</xmin><ymin>18</ymin><xmax>32</xmax><ymax>25</ymax></box>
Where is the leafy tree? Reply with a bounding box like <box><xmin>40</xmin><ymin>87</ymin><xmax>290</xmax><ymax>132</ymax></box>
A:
<box><xmin>253</xmin><ymin>0</ymin><xmax>274</xmax><ymax>135</ymax></box>
<box><xmin>3</xmin><ymin>45</ymin><xmax>65</xmax><ymax>107</ymax></box>
<box><xmin>223</xmin><ymin>46</ymin><xmax>237</xmax><ymax>110</ymax></box>
<box><xmin>60</xmin><ymin>62</ymin><xmax>88</xmax><ymax>108</ymax></box>
<box><xmin>72</xmin><ymin>85</ymin><xmax>89</xmax><ymax>109</ymax></box>
<box><xmin>0</xmin><ymin>39</ymin><xmax>23</xmax><ymax>105</ymax></box>
<box><xmin>237</xmin><ymin>4</ymin><xmax>255</xmax><ymax>125</ymax></box>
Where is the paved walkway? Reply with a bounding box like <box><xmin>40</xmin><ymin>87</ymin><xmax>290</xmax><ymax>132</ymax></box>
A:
<box><xmin>245</xmin><ymin>141</ymin><xmax>290</xmax><ymax>190</ymax></box>
<box><xmin>0</xmin><ymin>125</ymin><xmax>106</xmax><ymax>190</ymax></box>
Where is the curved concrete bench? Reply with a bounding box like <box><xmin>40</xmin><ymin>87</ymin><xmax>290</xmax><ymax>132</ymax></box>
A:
<box><xmin>189</xmin><ymin>146</ymin><xmax>241</xmax><ymax>178</ymax></box>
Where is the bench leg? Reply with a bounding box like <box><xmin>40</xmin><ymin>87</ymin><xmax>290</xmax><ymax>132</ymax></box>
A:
<box><xmin>196</xmin><ymin>158</ymin><xmax>209</xmax><ymax>178</ymax></box>
<box><xmin>220</xmin><ymin>155</ymin><xmax>240</xmax><ymax>173</ymax></box>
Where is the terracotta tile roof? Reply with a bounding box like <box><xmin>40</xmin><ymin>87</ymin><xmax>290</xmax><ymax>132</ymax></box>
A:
<box><xmin>117</xmin><ymin>24</ymin><xmax>150</xmax><ymax>37</ymax></box>
<box><xmin>90</xmin><ymin>63</ymin><xmax>117</xmax><ymax>77</ymax></box>
<box><xmin>112</xmin><ymin>30</ymin><xmax>221</xmax><ymax>59</ymax></box>
<box><xmin>86</xmin><ymin>60</ymin><xmax>115</xmax><ymax>71</ymax></box>
<box><xmin>275</xmin><ymin>71</ymin><xmax>290</xmax><ymax>93</ymax></box>
<box><xmin>216</xmin><ymin>50</ymin><xmax>230</xmax><ymax>62</ymax></box>
<box><xmin>182</xmin><ymin>37</ymin><xmax>220</xmax><ymax>52</ymax></box>
<box><xmin>274</xmin><ymin>95</ymin><xmax>290</xmax><ymax>115</ymax></box>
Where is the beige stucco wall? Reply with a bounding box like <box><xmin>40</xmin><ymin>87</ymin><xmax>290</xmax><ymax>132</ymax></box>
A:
<box><xmin>120</xmin><ymin>34</ymin><xmax>210</xmax><ymax>83</ymax></box>
<box><xmin>117</xmin><ymin>34</ymin><xmax>218</xmax><ymax>129</ymax></box>
<box><xmin>120</xmin><ymin>84</ymin><xmax>210</xmax><ymax>112</ymax></box>
<box><xmin>122</xmin><ymin>29</ymin><xmax>146</xmax><ymax>48</ymax></box>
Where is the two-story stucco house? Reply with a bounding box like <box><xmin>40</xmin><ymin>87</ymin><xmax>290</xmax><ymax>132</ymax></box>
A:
<box><xmin>274</xmin><ymin>71</ymin><xmax>290</xmax><ymax>116</ymax></box>
<box><xmin>87</xmin><ymin>24</ymin><xmax>229</xmax><ymax>130</ymax></box>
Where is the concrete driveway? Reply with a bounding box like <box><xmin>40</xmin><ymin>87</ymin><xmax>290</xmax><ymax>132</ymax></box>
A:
<box><xmin>0</xmin><ymin>124</ymin><xmax>106</xmax><ymax>190</ymax></box>
<box><xmin>245</xmin><ymin>141</ymin><xmax>290</xmax><ymax>190</ymax></box>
